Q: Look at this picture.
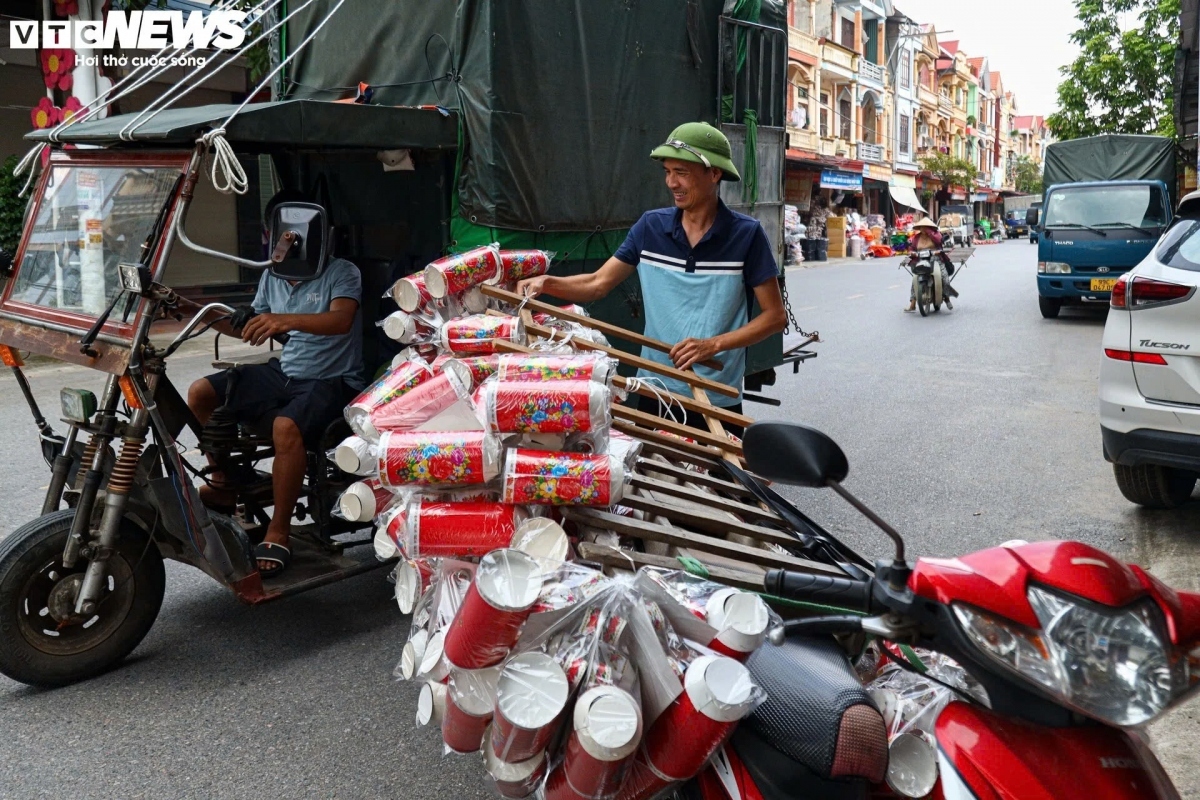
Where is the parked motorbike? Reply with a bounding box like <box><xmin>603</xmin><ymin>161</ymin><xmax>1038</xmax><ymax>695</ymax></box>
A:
<box><xmin>686</xmin><ymin>422</ymin><xmax>1197</xmax><ymax>800</ymax></box>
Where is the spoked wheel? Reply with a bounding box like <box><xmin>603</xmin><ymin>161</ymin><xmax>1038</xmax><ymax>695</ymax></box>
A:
<box><xmin>916</xmin><ymin>277</ymin><xmax>932</xmax><ymax>317</ymax></box>
<box><xmin>0</xmin><ymin>509</ymin><xmax>165</xmax><ymax>687</ymax></box>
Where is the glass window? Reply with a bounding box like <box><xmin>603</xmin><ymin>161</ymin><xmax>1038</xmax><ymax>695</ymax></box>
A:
<box><xmin>900</xmin><ymin>52</ymin><xmax>912</xmax><ymax>89</ymax></box>
<box><xmin>10</xmin><ymin>165</ymin><xmax>179</xmax><ymax>317</ymax></box>
<box><xmin>838</xmin><ymin>97</ymin><xmax>852</xmax><ymax>140</ymax></box>
<box><xmin>1044</xmin><ymin>185</ymin><xmax>1170</xmax><ymax>230</ymax></box>
<box><xmin>1156</xmin><ymin>221</ymin><xmax>1200</xmax><ymax>271</ymax></box>
<box><xmin>841</xmin><ymin>17</ymin><xmax>855</xmax><ymax>48</ymax></box>
<box><xmin>900</xmin><ymin>114</ymin><xmax>911</xmax><ymax>154</ymax></box>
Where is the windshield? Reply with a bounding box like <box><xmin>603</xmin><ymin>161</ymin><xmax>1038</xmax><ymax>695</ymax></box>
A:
<box><xmin>9</xmin><ymin>165</ymin><xmax>180</xmax><ymax>318</ymax></box>
<box><xmin>1043</xmin><ymin>185</ymin><xmax>1169</xmax><ymax>230</ymax></box>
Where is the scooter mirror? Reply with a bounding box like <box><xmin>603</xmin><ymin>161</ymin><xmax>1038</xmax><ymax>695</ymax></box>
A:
<box><xmin>267</xmin><ymin>202</ymin><xmax>328</xmax><ymax>282</ymax></box>
<box><xmin>743</xmin><ymin>422</ymin><xmax>849</xmax><ymax>488</ymax></box>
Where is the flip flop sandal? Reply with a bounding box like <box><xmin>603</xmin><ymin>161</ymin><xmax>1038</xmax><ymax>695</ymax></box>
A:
<box><xmin>254</xmin><ymin>542</ymin><xmax>292</xmax><ymax>578</ymax></box>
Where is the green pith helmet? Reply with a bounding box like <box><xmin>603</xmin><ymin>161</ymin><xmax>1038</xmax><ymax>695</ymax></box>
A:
<box><xmin>650</xmin><ymin>122</ymin><xmax>741</xmax><ymax>182</ymax></box>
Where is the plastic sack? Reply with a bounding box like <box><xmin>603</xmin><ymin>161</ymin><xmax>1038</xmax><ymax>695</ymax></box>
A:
<box><xmin>330</xmin><ymin>435</ymin><xmax>378</xmax><ymax>476</ymax></box>
<box><xmin>353</xmin><ymin>362</ymin><xmax>474</xmax><ymax>441</ymax></box>
<box><xmin>501</xmin><ymin>449</ymin><xmax>626</xmax><ymax>506</ymax></box>
<box><xmin>494</xmin><ymin>352</ymin><xmax>615</xmax><ymax>386</ymax></box>
<box><xmin>377</xmin><ymin>430</ymin><xmax>502</xmax><ymax>488</ymax></box>
<box><xmin>424</xmin><ymin>245</ymin><xmax>501</xmax><ymax>299</ymax></box>
<box><xmin>403</xmin><ymin>500</ymin><xmax>527</xmax><ymax>560</ymax></box>
<box><xmin>497</xmin><ymin>249</ymin><xmax>553</xmax><ymax>283</ymax></box>
<box><xmin>388</xmin><ymin>272</ymin><xmax>434</xmax><ymax>313</ymax></box>
<box><xmin>476</xmin><ymin>379</ymin><xmax>611</xmax><ymax>436</ymax></box>
<box><xmin>441</xmin><ymin>314</ymin><xmax>526</xmax><ymax>355</ymax></box>
<box><xmin>443</xmin><ymin>548</ymin><xmax>546</xmax><ymax>669</ymax></box>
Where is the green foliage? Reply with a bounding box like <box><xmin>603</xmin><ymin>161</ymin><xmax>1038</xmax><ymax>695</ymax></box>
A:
<box><xmin>1046</xmin><ymin>0</ymin><xmax>1180</xmax><ymax>140</ymax></box>
<box><xmin>0</xmin><ymin>157</ymin><xmax>30</xmax><ymax>255</ymax></box>
<box><xmin>1012</xmin><ymin>156</ymin><xmax>1044</xmax><ymax>195</ymax></box>
<box><xmin>919</xmin><ymin>152</ymin><xmax>979</xmax><ymax>191</ymax></box>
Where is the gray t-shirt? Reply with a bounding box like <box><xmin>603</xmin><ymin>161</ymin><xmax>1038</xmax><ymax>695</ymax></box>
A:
<box><xmin>252</xmin><ymin>257</ymin><xmax>365</xmax><ymax>389</ymax></box>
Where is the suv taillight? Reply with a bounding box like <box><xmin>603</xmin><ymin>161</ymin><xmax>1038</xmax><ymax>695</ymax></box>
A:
<box><xmin>1111</xmin><ymin>277</ymin><xmax>1128</xmax><ymax>308</ymax></box>
<box><xmin>1130</xmin><ymin>276</ymin><xmax>1193</xmax><ymax>307</ymax></box>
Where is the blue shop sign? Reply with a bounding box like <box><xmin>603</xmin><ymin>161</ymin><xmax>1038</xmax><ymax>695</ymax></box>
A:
<box><xmin>819</xmin><ymin>170</ymin><xmax>863</xmax><ymax>191</ymax></box>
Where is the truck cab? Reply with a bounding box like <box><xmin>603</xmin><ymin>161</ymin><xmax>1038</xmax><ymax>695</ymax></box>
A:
<box><xmin>1036</xmin><ymin>180</ymin><xmax>1171</xmax><ymax>318</ymax></box>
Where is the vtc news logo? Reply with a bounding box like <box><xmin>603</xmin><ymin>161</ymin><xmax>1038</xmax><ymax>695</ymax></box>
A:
<box><xmin>10</xmin><ymin>10</ymin><xmax>248</xmax><ymax>51</ymax></box>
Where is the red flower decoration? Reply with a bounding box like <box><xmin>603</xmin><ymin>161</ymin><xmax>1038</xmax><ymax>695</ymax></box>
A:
<box><xmin>61</xmin><ymin>96</ymin><xmax>83</xmax><ymax>124</ymax></box>
<box><xmin>41</xmin><ymin>48</ymin><xmax>76</xmax><ymax>91</ymax></box>
<box><xmin>31</xmin><ymin>97</ymin><xmax>62</xmax><ymax>131</ymax></box>
<box><xmin>53</xmin><ymin>0</ymin><xmax>79</xmax><ymax>17</ymax></box>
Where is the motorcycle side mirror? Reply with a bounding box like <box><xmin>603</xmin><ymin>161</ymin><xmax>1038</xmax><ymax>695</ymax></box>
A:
<box><xmin>267</xmin><ymin>202</ymin><xmax>328</xmax><ymax>282</ymax></box>
<box><xmin>744</xmin><ymin>422</ymin><xmax>909</xmax><ymax>590</ymax></box>
<box><xmin>743</xmin><ymin>422</ymin><xmax>848</xmax><ymax>488</ymax></box>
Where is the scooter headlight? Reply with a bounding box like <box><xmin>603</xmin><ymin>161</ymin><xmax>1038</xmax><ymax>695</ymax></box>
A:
<box><xmin>953</xmin><ymin>586</ymin><xmax>1188</xmax><ymax>726</ymax></box>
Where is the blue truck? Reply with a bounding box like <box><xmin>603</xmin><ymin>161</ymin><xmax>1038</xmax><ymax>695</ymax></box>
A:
<box><xmin>1035</xmin><ymin>135</ymin><xmax>1176</xmax><ymax>319</ymax></box>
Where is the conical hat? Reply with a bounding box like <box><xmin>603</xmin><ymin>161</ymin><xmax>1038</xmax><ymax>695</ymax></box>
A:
<box><xmin>912</xmin><ymin>217</ymin><xmax>938</xmax><ymax>230</ymax></box>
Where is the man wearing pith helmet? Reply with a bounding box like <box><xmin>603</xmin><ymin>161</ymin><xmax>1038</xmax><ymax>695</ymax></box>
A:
<box><xmin>518</xmin><ymin>122</ymin><xmax>786</xmax><ymax>432</ymax></box>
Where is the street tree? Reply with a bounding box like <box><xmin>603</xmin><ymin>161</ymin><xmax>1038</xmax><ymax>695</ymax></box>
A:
<box><xmin>1011</xmin><ymin>156</ymin><xmax>1044</xmax><ymax>195</ymax></box>
<box><xmin>1046</xmin><ymin>0</ymin><xmax>1180</xmax><ymax>140</ymax></box>
<box><xmin>919</xmin><ymin>153</ymin><xmax>979</xmax><ymax>193</ymax></box>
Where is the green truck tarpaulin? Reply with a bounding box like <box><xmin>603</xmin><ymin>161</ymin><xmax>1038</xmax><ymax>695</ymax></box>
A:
<box><xmin>1043</xmin><ymin>134</ymin><xmax>1177</xmax><ymax>205</ymax></box>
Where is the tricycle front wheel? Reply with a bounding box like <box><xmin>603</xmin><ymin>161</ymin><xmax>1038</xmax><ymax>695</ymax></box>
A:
<box><xmin>0</xmin><ymin>509</ymin><xmax>165</xmax><ymax>687</ymax></box>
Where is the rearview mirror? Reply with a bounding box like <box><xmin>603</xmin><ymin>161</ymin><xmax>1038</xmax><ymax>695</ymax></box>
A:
<box><xmin>268</xmin><ymin>202</ymin><xmax>328</xmax><ymax>282</ymax></box>
<box><xmin>1025</xmin><ymin>207</ymin><xmax>1039</xmax><ymax>226</ymax></box>
<box><xmin>743</xmin><ymin>422</ymin><xmax>849</xmax><ymax>488</ymax></box>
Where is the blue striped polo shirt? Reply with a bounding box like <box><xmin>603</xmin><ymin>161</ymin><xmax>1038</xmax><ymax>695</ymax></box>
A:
<box><xmin>614</xmin><ymin>200</ymin><xmax>778</xmax><ymax>407</ymax></box>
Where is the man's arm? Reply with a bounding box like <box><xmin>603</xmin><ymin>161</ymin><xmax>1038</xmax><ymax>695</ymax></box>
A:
<box><xmin>517</xmin><ymin>256</ymin><xmax>636</xmax><ymax>303</ymax></box>
<box><xmin>670</xmin><ymin>279</ymin><xmax>787</xmax><ymax>371</ymax></box>
<box><xmin>240</xmin><ymin>298</ymin><xmax>359</xmax><ymax>346</ymax></box>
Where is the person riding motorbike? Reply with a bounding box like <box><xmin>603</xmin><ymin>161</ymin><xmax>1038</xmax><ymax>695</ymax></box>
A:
<box><xmin>905</xmin><ymin>217</ymin><xmax>959</xmax><ymax>312</ymax></box>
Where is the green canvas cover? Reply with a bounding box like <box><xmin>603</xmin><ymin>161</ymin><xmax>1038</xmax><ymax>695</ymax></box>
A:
<box><xmin>1043</xmin><ymin>134</ymin><xmax>1177</xmax><ymax>204</ymax></box>
<box><xmin>281</xmin><ymin>0</ymin><xmax>784</xmax><ymax>233</ymax></box>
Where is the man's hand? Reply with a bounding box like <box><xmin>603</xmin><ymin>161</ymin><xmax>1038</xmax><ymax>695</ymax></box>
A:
<box><xmin>241</xmin><ymin>313</ymin><xmax>291</xmax><ymax>346</ymax></box>
<box><xmin>229</xmin><ymin>304</ymin><xmax>257</xmax><ymax>331</ymax></box>
<box><xmin>671</xmin><ymin>337</ymin><xmax>722</xmax><ymax>371</ymax></box>
<box><xmin>517</xmin><ymin>275</ymin><xmax>550</xmax><ymax>299</ymax></box>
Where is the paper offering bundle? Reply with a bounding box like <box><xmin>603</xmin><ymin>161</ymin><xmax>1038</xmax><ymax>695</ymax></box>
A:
<box><xmin>501</xmin><ymin>449</ymin><xmax>626</xmax><ymax>506</ymax></box>
<box><xmin>424</xmin><ymin>245</ymin><xmax>502</xmax><ymax>299</ymax></box>
<box><xmin>441</xmin><ymin>314</ymin><xmax>526</xmax><ymax>355</ymax></box>
<box><xmin>476</xmin><ymin>379</ymin><xmax>611</xmax><ymax>437</ymax></box>
<box><xmin>377</xmin><ymin>430</ymin><xmax>503</xmax><ymax>488</ymax></box>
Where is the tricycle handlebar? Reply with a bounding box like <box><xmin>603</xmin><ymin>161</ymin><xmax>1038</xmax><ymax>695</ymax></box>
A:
<box><xmin>163</xmin><ymin>302</ymin><xmax>236</xmax><ymax>357</ymax></box>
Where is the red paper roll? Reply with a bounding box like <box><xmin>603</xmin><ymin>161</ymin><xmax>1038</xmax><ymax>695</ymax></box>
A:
<box><xmin>491</xmin><ymin>652</ymin><xmax>570</xmax><ymax>764</ymax></box>
<box><xmin>554</xmin><ymin>685</ymin><xmax>642</xmax><ymax>800</ymax></box>
<box><xmin>485</xmin><ymin>738</ymin><xmax>547</xmax><ymax>799</ymax></box>
<box><xmin>609</xmin><ymin>760</ymin><xmax>671</xmax><ymax>800</ymax></box>
<box><xmin>433</xmin><ymin>354</ymin><xmax>498</xmax><ymax>386</ymax></box>
<box><xmin>390</xmin><ymin>272</ymin><xmax>433</xmax><ymax>312</ymax></box>
<box><xmin>704</xmin><ymin>589</ymin><xmax>770</xmax><ymax>661</ymax></box>
<box><xmin>479</xmin><ymin>380</ymin><xmax>610</xmax><ymax>435</ymax></box>
<box><xmin>502</xmin><ymin>449</ymin><xmax>624</xmax><ymax>506</ymax></box>
<box><xmin>443</xmin><ymin>549</ymin><xmax>542</xmax><ymax>669</ymax></box>
<box><xmin>641</xmin><ymin>656</ymin><xmax>754</xmax><ymax>783</ymax></box>
<box><xmin>441</xmin><ymin>314</ymin><xmax>525</xmax><ymax>355</ymax></box>
<box><xmin>345</xmin><ymin>360</ymin><xmax>438</xmax><ymax>439</ymax></box>
<box><xmin>404</xmin><ymin>501</ymin><xmax>523</xmax><ymax>559</ymax></box>
<box><xmin>498</xmin><ymin>249</ymin><xmax>552</xmax><ymax>283</ymax></box>
<box><xmin>424</xmin><ymin>245</ymin><xmax>501</xmax><ymax>298</ymax></box>
<box><xmin>338</xmin><ymin>478</ymin><xmax>396</xmax><ymax>522</ymax></box>
<box><xmin>495</xmin><ymin>353</ymin><xmax>614</xmax><ymax>385</ymax></box>
<box><xmin>360</xmin><ymin>368</ymin><xmax>473</xmax><ymax>439</ymax></box>
<box><xmin>378</xmin><ymin>431</ymin><xmax>501</xmax><ymax>488</ymax></box>
<box><xmin>442</xmin><ymin>681</ymin><xmax>494</xmax><ymax>754</ymax></box>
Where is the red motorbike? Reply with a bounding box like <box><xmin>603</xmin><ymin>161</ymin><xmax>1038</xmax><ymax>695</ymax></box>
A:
<box><xmin>690</xmin><ymin>422</ymin><xmax>1199</xmax><ymax>800</ymax></box>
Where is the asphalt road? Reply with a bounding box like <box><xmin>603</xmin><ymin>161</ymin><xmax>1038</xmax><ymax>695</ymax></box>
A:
<box><xmin>0</xmin><ymin>240</ymin><xmax>1196</xmax><ymax>798</ymax></box>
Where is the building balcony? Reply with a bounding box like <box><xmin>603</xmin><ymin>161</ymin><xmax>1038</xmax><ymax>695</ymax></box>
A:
<box><xmin>788</xmin><ymin>26</ymin><xmax>820</xmax><ymax>61</ymax></box>
<box><xmin>858</xmin><ymin>142</ymin><xmax>885</xmax><ymax>163</ymax></box>
<box><xmin>787</xmin><ymin>126</ymin><xmax>818</xmax><ymax>153</ymax></box>
<box><xmin>821</xmin><ymin>42</ymin><xmax>858</xmax><ymax>74</ymax></box>
<box><xmin>919</xmin><ymin>86</ymin><xmax>940</xmax><ymax>110</ymax></box>
<box><xmin>857</xmin><ymin>59</ymin><xmax>886</xmax><ymax>88</ymax></box>
<box><xmin>818</xmin><ymin>137</ymin><xmax>853</xmax><ymax>158</ymax></box>
<box><xmin>938</xmin><ymin>96</ymin><xmax>952</xmax><ymax>117</ymax></box>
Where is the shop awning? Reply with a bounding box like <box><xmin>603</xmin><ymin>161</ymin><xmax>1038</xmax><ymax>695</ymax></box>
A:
<box><xmin>890</xmin><ymin>185</ymin><xmax>925</xmax><ymax>212</ymax></box>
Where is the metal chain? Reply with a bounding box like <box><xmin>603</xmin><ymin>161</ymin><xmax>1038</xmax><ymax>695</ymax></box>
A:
<box><xmin>780</xmin><ymin>277</ymin><xmax>820</xmax><ymax>342</ymax></box>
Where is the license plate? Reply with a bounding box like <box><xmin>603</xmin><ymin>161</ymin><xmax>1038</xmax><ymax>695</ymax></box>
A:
<box><xmin>1091</xmin><ymin>278</ymin><xmax>1118</xmax><ymax>292</ymax></box>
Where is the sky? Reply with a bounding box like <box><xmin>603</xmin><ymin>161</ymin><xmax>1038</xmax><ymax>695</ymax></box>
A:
<box><xmin>893</xmin><ymin>0</ymin><xmax>1082</xmax><ymax>117</ymax></box>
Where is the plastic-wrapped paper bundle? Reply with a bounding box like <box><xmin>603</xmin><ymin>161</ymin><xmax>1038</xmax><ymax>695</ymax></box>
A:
<box><xmin>378</xmin><ymin>430</ymin><xmax>502</xmax><ymax>488</ymax></box>
<box><xmin>444</xmin><ymin>549</ymin><xmax>545</xmax><ymax>669</ymax></box>
<box><xmin>389</xmin><ymin>272</ymin><xmax>434</xmax><ymax>313</ymax></box>
<box><xmin>434</xmin><ymin>354</ymin><xmax>498</xmax><ymax>386</ymax></box>
<box><xmin>441</xmin><ymin>314</ymin><xmax>526</xmax><ymax>355</ymax></box>
<box><xmin>568</xmin><ymin>429</ymin><xmax>643</xmax><ymax>471</ymax></box>
<box><xmin>497</xmin><ymin>249</ymin><xmax>553</xmax><ymax>283</ymax></box>
<box><xmin>337</xmin><ymin>478</ymin><xmax>399</xmax><ymax>522</ymax></box>
<box><xmin>489</xmin><ymin>652</ymin><xmax>570</xmax><ymax>763</ymax></box>
<box><xmin>424</xmin><ymin>245</ymin><xmax>502</xmax><ymax>299</ymax></box>
<box><xmin>396</xmin><ymin>559</ymin><xmax>476</xmax><ymax>682</ymax></box>
<box><xmin>394</xmin><ymin>557</ymin><xmax>435</xmax><ymax>614</ymax></box>
<box><xmin>543</xmin><ymin>685</ymin><xmax>643</xmax><ymax>800</ymax></box>
<box><xmin>495</xmin><ymin>353</ymin><xmax>615</xmax><ymax>386</ymax></box>
<box><xmin>443</xmin><ymin>662</ymin><xmax>504</xmax><ymax>753</ymax></box>
<box><xmin>397</xmin><ymin>501</ymin><xmax>528</xmax><ymax>560</ymax></box>
<box><xmin>476</xmin><ymin>379</ymin><xmax>611</xmax><ymax>436</ymax></box>
<box><xmin>382</xmin><ymin>309</ymin><xmax>437</xmax><ymax>344</ymax></box>
<box><xmin>347</xmin><ymin>360</ymin><xmax>474</xmax><ymax>441</ymax></box>
<box><xmin>501</xmin><ymin>449</ymin><xmax>626</xmax><ymax>506</ymax></box>
<box><xmin>332</xmin><ymin>435</ymin><xmax>378</xmax><ymax>475</ymax></box>
<box><xmin>636</xmin><ymin>569</ymin><xmax>775</xmax><ymax>663</ymax></box>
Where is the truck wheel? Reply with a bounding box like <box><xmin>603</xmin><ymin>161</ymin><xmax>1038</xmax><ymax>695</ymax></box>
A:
<box><xmin>1113</xmin><ymin>464</ymin><xmax>1198</xmax><ymax>509</ymax></box>
<box><xmin>1038</xmin><ymin>297</ymin><xmax>1062</xmax><ymax>319</ymax></box>
<box><xmin>0</xmin><ymin>510</ymin><xmax>165</xmax><ymax>687</ymax></box>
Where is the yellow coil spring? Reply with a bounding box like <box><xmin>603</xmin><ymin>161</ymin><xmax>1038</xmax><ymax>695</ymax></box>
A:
<box><xmin>108</xmin><ymin>437</ymin><xmax>144</xmax><ymax>496</ymax></box>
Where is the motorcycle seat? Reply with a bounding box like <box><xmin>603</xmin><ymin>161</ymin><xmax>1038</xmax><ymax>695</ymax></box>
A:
<box><xmin>732</xmin><ymin>636</ymin><xmax>888</xmax><ymax>800</ymax></box>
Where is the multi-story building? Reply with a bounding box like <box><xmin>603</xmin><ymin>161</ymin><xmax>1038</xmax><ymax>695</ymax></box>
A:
<box><xmin>887</xmin><ymin>8</ymin><xmax>920</xmax><ymax>178</ymax></box>
<box><xmin>913</xmin><ymin>24</ymin><xmax>944</xmax><ymax>158</ymax></box>
<box><xmin>937</xmin><ymin>42</ymin><xmax>973</xmax><ymax>164</ymax></box>
<box><xmin>1013</xmin><ymin>115</ymin><xmax>1049</xmax><ymax>164</ymax></box>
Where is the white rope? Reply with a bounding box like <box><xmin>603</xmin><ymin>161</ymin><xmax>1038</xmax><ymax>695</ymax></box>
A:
<box><xmin>625</xmin><ymin>376</ymin><xmax>685</xmax><ymax>424</ymax></box>
<box><xmin>201</xmin><ymin>128</ymin><xmax>248</xmax><ymax>194</ymax></box>
<box><xmin>13</xmin><ymin>143</ymin><xmax>48</xmax><ymax>196</ymax></box>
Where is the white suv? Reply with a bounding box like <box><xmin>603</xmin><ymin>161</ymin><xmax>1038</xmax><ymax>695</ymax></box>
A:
<box><xmin>1100</xmin><ymin>192</ymin><xmax>1200</xmax><ymax>507</ymax></box>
